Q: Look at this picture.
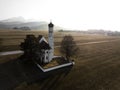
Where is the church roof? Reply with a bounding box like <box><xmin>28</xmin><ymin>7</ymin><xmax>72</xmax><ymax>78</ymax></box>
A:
<box><xmin>24</xmin><ymin>35</ymin><xmax>51</xmax><ymax>50</ymax></box>
<box><xmin>39</xmin><ymin>40</ymin><xmax>51</xmax><ymax>50</ymax></box>
<box><xmin>38</xmin><ymin>35</ymin><xmax>51</xmax><ymax>50</ymax></box>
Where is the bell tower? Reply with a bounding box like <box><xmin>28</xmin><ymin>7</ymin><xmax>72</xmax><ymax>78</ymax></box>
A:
<box><xmin>48</xmin><ymin>22</ymin><xmax>54</xmax><ymax>62</ymax></box>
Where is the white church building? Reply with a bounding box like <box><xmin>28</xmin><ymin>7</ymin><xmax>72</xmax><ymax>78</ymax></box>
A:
<box><xmin>38</xmin><ymin>22</ymin><xmax>54</xmax><ymax>63</ymax></box>
<box><xmin>35</xmin><ymin>22</ymin><xmax>74</xmax><ymax>72</ymax></box>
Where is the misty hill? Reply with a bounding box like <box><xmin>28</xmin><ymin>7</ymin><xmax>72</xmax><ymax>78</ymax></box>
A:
<box><xmin>1</xmin><ymin>16</ymin><xmax>26</xmax><ymax>23</ymax></box>
<box><xmin>0</xmin><ymin>17</ymin><xmax>63</xmax><ymax>30</ymax></box>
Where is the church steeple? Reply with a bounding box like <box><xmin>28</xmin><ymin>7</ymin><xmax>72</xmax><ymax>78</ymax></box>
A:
<box><xmin>48</xmin><ymin>22</ymin><xmax>54</xmax><ymax>62</ymax></box>
<box><xmin>48</xmin><ymin>22</ymin><xmax>54</xmax><ymax>27</ymax></box>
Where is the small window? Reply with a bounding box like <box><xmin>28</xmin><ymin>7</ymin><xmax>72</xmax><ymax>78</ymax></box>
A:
<box><xmin>46</xmin><ymin>56</ymin><xmax>48</xmax><ymax>60</ymax></box>
<box><xmin>42</xmin><ymin>57</ymin><xmax>44</xmax><ymax>60</ymax></box>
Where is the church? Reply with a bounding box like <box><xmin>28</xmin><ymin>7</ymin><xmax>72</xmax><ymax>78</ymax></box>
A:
<box><xmin>38</xmin><ymin>22</ymin><xmax>54</xmax><ymax>63</ymax></box>
<box><xmin>21</xmin><ymin>22</ymin><xmax>54</xmax><ymax>64</ymax></box>
<box><xmin>21</xmin><ymin>22</ymin><xmax>74</xmax><ymax>72</ymax></box>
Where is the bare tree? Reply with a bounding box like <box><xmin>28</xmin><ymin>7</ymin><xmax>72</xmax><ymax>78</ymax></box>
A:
<box><xmin>60</xmin><ymin>35</ymin><xmax>79</xmax><ymax>60</ymax></box>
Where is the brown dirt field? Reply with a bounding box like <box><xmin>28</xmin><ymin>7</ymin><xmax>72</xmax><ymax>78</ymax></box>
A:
<box><xmin>14</xmin><ymin>40</ymin><xmax>120</xmax><ymax>90</ymax></box>
<box><xmin>1</xmin><ymin>30</ymin><xmax>120</xmax><ymax>90</ymax></box>
<box><xmin>0</xmin><ymin>30</ymin><xmax>120</xmax><ymax>51</ymax></box>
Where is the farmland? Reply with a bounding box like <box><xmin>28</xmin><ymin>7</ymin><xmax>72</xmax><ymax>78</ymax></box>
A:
<box><xmin>15</xmin><ymin>39</ymin><xmax>120</xmax><ymax>90</ymax></box>
<box><xmin>0</xmin><ymin>30</ymin><xmax>120</xmax><ymax>90</ymax></box>
<box><xmin>0</xmin><ymin>30</ymin><xmax>119</xmax><ymax>51</ymax></box>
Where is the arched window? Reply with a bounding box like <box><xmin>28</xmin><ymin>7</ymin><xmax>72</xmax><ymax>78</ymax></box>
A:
<box><xmin>46</xmin><ymin>56</ymin><xmax>48</xmax><ymax>60</ymax></box>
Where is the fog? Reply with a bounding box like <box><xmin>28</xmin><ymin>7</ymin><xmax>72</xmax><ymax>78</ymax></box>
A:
<box><xmin>0</xmin><ymin>0</ymin><xmax>120</xmax><ymax>31</ymax></box>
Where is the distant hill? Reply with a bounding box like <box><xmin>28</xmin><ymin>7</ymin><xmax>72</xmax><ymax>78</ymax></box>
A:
<box><xmin>1</xmin><ymin>16</ymin><xmax>26</xmax><ymax>23</ymax></box>
<box><xmin>0</xmin><ymin>17</ymin><xmax>63</xmax><ymax>30</ymax></box>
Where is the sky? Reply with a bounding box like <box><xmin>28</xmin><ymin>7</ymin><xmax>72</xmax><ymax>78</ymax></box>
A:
<box><xmin>0</xmin><ymin>0</ymin><xmax>120</xmax><ymax>31</ymax></box>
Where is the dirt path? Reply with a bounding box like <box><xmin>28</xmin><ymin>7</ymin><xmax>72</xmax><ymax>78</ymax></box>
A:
<box><xmin>55</xmin><ymin>39</ymin><xmax>120</xmax><ymax>48</ymax></box>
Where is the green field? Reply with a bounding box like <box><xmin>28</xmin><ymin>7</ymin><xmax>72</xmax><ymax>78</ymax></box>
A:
<box><xmin>1</xmin><ymin>30</ymin><xmax>120</xmax><ymax>90</ymax></box>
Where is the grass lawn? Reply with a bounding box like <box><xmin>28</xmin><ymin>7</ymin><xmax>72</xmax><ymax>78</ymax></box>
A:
<box><xmin>42</xmin><ymin>57</ymin><xmax>69</xmax><ymax>69</ymax></box>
